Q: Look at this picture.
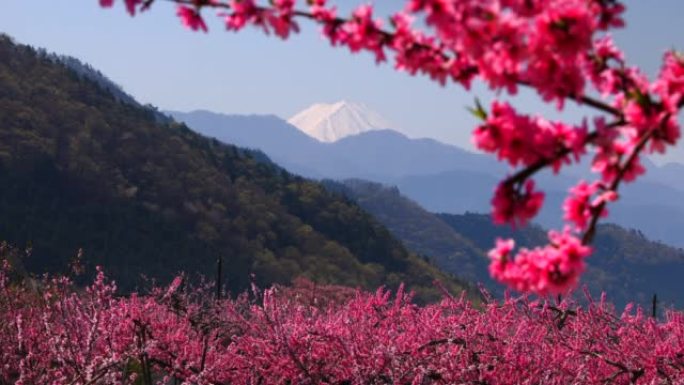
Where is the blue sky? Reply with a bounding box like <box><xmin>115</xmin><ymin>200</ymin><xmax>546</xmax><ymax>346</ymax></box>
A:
<box><xmin>1</xmin><ymin>1</ymin><xmax>683</xmax><ymax>160</ymax></box>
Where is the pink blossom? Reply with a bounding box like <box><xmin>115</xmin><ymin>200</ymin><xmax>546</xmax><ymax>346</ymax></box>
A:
<box><xmin>163</xmin><ymin>275</ymin><xmax>184</xmax><ymax>300</ymax></box>
<box><xmin>4</xmin><ymin>266</ymin><xmax>683</xmax><ymax>384</ymax></box>
<box><xmin>655</xmin><ymin>51</ymin><xmax>684</xmax><ymax>111</ymax></box>
<box><xmin>177</xmin><ymin>6</ymin><xmax>208</xmax><ymax>32</ymax></box>
<box><xmin>563</xmin><ymin>180</ymin><xmax>599</xmax><ymax>230</ymax></box>
<box><xmin>624</xmin><ymin>100</ymin><xmax>680</xmax><ymax>154</ymax></box>
<box><xmin>492</xmin><ymin>179</ymin><xmax>544</xmax><ymax>227</ymax></box>
<box><xmin>488</xmin><ymin>237</ymin><xmax>515</xmax><ymax>262</ymax></box>
<box><xmin>590</xmin><ymin>0</ymin><xmax>625</xmax><ymax>30</ymax></box>
<box><xmin>99</xmin><ymin>0</ymin><xmax>141</xmax><ymax>14</ymax></box>
<box><xmin>587</xmin><ymin>36</ymin><xmax>625</xmax><ymax>95</ymax></box>
<box><xmin>532</xmin><ymin>4</ymin><xmax>594</xmax><ymax>57</ymax></box>
<box><xmin>545</xmin><ymin>229</ymin><xmax>591</xmax><ymax>292</ymax></box>
<box><xmin>473</xmin><ymin>101</ymin><xmax>587</xmax><ymax>169</ymax></box>
<box><xmin>224</xmin><ymin>0</ymin><xmax>259</xmax><ymax>31</ymax></box>
<box><xmin>488</xmin><ymin>238</ymin><xmax>516</xmax><ymax>283</ymax></box>
<box><xmin>335</xmin><ymin>4</ymin><xmax>387</xmax><ymax>62</ymax></box>
<box><xmin>265</xmin><ymin>0</ymin><xmax>298</xmax><ymax>39</ymax></box>
<box><xmin>488</xmin><ymin>229</ymin><xmax>591</xmax><ymax>295</ymax></box>
<box><xmin>124</xmin><ymin>0</ymin><xmax>141</xmax><ymax>15</ymax></box>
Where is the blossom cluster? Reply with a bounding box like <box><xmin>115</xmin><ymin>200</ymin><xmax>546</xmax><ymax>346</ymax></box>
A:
<box><xmin>97</xmin><ymin>0</ymin><xmax>684</xmax><ymax>294</ymax></box>
<box><xmin>1</xmin><ymin>266</ymin><xmax>683</xmax><ymax>385</ymax></box>
<box><xmin>473</xmin><ymin>101</ymin><xmax>588</xmax><ymax>170</ymax></box>
<box><xmin>488</xmin><ymin>230</ymin><xmax>592</xmax><ymax>294</ymax></box>
<box><xmin>490</xmin><ymin>180</ymin><xmax>544</xmax><ymax>228</ymax></box>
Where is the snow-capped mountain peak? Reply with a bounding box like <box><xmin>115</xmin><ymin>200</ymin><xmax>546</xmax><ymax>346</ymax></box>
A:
<box><xmin>287</xmin><ymin>101</ymin><xmax>393</xmax><ymax>142</ymax></box>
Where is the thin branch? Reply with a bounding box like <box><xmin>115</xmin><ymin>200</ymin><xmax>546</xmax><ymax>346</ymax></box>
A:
<box><xmin>416</xmin><ymin>337</ymin><xmax>467</xmax><ymax>352</ymax></box>
<box><xmin>582</xmin><ymin>121</ymin><xmax>659</xmax><ymax>245</ymax></box>
<box><xmin>504</xmin><ymin>132</ymin><xmax>598</xmax><ymax>188</ymax></box>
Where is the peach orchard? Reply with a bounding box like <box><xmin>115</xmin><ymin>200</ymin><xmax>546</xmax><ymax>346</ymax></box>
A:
<box><xmin>1</xmin><ymin>1</ymin><xmax>683</xmax><ymax>384</ymax></box>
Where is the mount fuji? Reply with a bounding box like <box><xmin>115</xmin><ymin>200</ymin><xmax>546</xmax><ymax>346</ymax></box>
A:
<box><xmin>288</xmin><ymin>101</ymin><xmax>394</xmax><ymax>142</ymax></box>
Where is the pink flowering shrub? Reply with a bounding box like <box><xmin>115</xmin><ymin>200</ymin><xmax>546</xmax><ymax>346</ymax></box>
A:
<box><xmin>96</xmin><ymin>0</ymin><xmax>684</xmax><ymax>295</ymax></box>
<box><xmin>1</xmin><ymin>262</ymin><xmax>683</xmax><ymax>385</ymax></box>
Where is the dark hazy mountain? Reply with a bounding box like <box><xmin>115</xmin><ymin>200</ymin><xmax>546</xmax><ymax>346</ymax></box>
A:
<box><xmin>0</xmin><ymin>35</ymin><xmax>468</xmax><ymax>302</ymax></box>
<box><xmin>648</xmin><ymin>161</ymin><xmax>684</xmax><ymax>191</ymax></box>
<box><xmin>394</xmin><ymin>169</ymin><xmax>500</xmax><ymax>214</ymax></box>
<box><xmin>328</xmin><ymin>179</ymin><xmax>684</xmax><ymax>309</ymax></box>
<box><xmin>395</xmin><ymin>171</ymin><xmax>684</xmax><ymax>248</ymax></box>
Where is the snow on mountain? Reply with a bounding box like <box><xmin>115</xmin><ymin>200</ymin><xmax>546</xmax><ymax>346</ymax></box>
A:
<box><xmin>288</xmin><ymin>101</ymin><xmax>393</xmax><ymax>142</ymax></box>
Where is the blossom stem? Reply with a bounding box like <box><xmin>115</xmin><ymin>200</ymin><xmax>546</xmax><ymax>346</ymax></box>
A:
<box><xmin>581</xmin><ymin>124</ymin><xmax>658</xmax><ymax>245</ymax></box>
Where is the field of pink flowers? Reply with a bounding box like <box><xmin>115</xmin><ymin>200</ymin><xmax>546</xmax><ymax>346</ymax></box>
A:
<box><xmin>1</xmin><ymin>263</ymin><xmax>682</xmax><ymax>384</ymax></box>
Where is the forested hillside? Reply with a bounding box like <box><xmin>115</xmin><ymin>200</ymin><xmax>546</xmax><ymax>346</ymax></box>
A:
<box><xmin>323</xmin><ymin>179</ymin><xmax>490</xmax><ymax>284</ymax></box>
<box><xmin>0</xmin><ymin>35</ymin><xmax>467</xmax><ymax>301</ymax></box>
<box><xmin>439</xmin><ymin>212</ymin><xmax>684</xmax><ymax>308</ymax></box>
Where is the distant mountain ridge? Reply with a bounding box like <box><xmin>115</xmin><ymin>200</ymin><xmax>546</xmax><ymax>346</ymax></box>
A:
<box><xmin>169</xmin><ymin>109</ymin><xmax>684</xmax><ymax>248</ymax></box>
<box><xmin>167</xmin><ymin>109</ymin><xmax>504</xmax><ymax>180</ymax></box>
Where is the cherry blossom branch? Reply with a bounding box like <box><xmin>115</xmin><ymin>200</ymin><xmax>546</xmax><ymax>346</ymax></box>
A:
<box><xmin>581</xmin><ymin>350</ymin><xmax>645</xmax><ymax>384</ymax></box>
<box><xmin>490</xmin><ymin>113</ymin><xmax>639</xmax><ymax>246</ymax></box>
<box><xmin>503</xmin><ymin>132</ymin><xmax>599</xmax><ymax>188</ymax></box>
<box><xmin>156</xmin><ymin>0</ymin><xmax>622</xmax><ymax>116</ymax></box>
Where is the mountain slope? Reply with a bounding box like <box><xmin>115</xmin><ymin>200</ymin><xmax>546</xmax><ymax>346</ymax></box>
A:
<box><xmin>323</xmin><ymin>179</ymin><xmax>489</xmax><ymax>285</ymax></box>
<box><xmin>0</xmin><ymin>35</ymin><xmax>466</xmax><ymax>301</ymax></box>
<box><xmin>169</xmin><ymin>110</ymin><xmax>504</xmax><ymax>180</ymax></box>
